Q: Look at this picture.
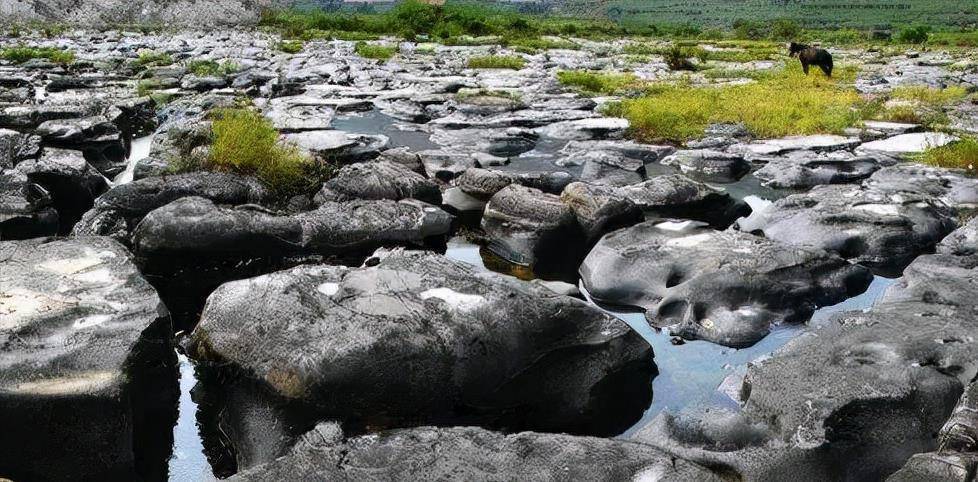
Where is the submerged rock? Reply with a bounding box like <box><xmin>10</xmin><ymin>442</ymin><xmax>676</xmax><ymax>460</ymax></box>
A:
<box><xmin>229</xmin><ymin>424</ymin><xmax>721</xmax><ymax>482</ymax></box>
<box><xmin>580</xmin><ymin>221</ymin><xmax>872</xmax><ymax>347</ymax></box>
<box><xmin>737</xmin><ymin>183</ymin><xmax>957</xmax><ymax>276</ymax></box>
<box><xmin>192</xmin><ymin>250</ymin><xmax>653</xmax><ymax>467</ymax></box>
<box><xmin>0</xmin><ymin>237</ymin><xmax>176</xmax><ymax>481</ymax></box>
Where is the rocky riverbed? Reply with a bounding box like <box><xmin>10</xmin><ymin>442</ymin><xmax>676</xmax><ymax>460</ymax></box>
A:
<box><xmin>1</xmin><ymin>28</ymin><xmax>977</xmax><ymax>481</ymax></box>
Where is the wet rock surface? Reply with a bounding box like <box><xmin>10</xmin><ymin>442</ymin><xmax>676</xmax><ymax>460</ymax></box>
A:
<box><xmin>229</xmin><ymin>423</ymin><xmax>723</xmax><ymax>482</ymax></box>
<box><xmin>0</xmin><ymin>236</ymin><xmax>176</xmax><ymax>481</ymax></box>
<box><xmin>191</xmin><ymin>249</ymin><xmax>653</xmax><ymax>467</ymax></box>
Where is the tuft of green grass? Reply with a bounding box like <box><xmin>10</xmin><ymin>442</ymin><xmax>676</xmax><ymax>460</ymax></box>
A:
<box><xmin>277</xmin><ymin>40</ymin><xmax>304</xmax><ymax>54</ymax></box>
<box><xmin>615</xmin><ymin>65</ymin><xmax>861</xmax><ymax>143</ymax></box>
<box><xmin>466</xmin><ymin>55</ymin><xmax>525</xmax><ymax>69</ymax></box>
<box><xmin>135</xmin><ymin>50</ymin><xmax>173</xmax><ymax>68</ymax></box>
<box><xmin>891</xmin><ymin>85</ymin><xmax>969</xmax><ymax>106</ymax></box>
<box><xmin>136</xmin><ymin>78</ymin><xmax>161</xmax><ymax>97</ymax></box>
<box><xmin>0</xmin><ymin>45</ymin><xmax>75</xmax><ymax>65</ymax></box>
<box><xmin>186</xmin><ymin>60</ymin><xmax>239</xmax><ymax>77</ymax></box>
<box><xmin>354</xmin><ymin>42</ymin><xmax>398</xmax><ymax>60</ymax></box>
<box><xmin>456</xmin><ymin>89</ymin><xmax>521</xmax><ymax>102</ymax></box>
<box><xmin>202</xmin><ymin>108</ymin><xmax>320</xmax><ymax>195</ymax></box>
<box><xmin>557</xmin><ymin>70</ymin><xmax>639</xmax><ymax>95</ymax></box>
<box><xmin>914</xmin><ymin>138</ymin><xmax>978</xmax><ymax>175</ymax></box>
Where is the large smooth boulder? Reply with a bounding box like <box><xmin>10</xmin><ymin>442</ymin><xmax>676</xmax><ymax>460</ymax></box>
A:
<box><xmin>578</xmin><ymin>150</ymin><xmax>645</xmax><ymax>187</ymax></box>
<box><xmin>72</xmin><ymin>172</ymin><xmax>268</xmax><ymax>241</ymax></box>
<box><xmin>481</xmin><ymin>184</ymin><xmax>584</xmax><ymax>271</ymax></box>
<box><xmin>229</xmin><ymin>424</ymin><xmax>722</xmax><ymax>482</ymax></box>
<box><xmin>191</xmin><ymin>250</ymin><xmax>653</xmax><ymax>468</ymax></box>
<box><xmin>0</xmin><ymin>237</ymin><xmax>176</xmax><ymax>481</ymax></box>
<box><xmin>0</xmin><ymin>169</ymin><xmax>58</xmax><ymax>239</ymax></box>
<box><xmin>638</xmin><ymin>301</ymin><xmax>978</xmax><ymax>481</ymax></box>
<box><xmin>580</xmin><ymin>220</ymin><xmax>872</xmax><ymax>347</ymax></box>
<box><xmin>560</xmin><ymin>182</ymin><xmax>643</xmax><ymax>243</ymax></box>
<box><xmin>618</xmin><ymin>174</ymin><xmax>750</xmax><ymax>228</ymax></box>
<box><xmin>133</xmin><ymin>197</ymin><xmax>453</xmax><ymax>260</ymax></box>
<box><xmin>737</xmin><ymin>184</ymin><xmax>957</xmax><ymax>276</ymax></box>
<box><xmin>314</xmin><ymin>161</ymin><xmax>441</xmax><ymax>205</ymax></box>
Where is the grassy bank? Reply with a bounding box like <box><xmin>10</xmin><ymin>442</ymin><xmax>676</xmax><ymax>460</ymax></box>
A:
<box><xmin>608</xmin><ymin>66</ymin><xmax>862</xmax><ymax>142</ymax></box>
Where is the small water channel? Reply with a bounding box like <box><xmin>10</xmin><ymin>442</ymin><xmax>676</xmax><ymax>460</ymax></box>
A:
<box><xmin>113</xmin><ymin>134</ymin><xmax>154</xmax><ymax>185</ymax></box>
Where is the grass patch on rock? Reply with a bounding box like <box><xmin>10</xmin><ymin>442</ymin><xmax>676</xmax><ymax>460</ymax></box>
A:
<box><xmin>170</xmin><ymin>108</ymin><xmax>327</xmax><ymax>196</ymax></box>
<box><xmin>915</xmin><ymin>138</ymin><xmax>978</xmax><ymax>175</ymax></box>
<box><xmin>186</xmin><ymin>60</ymin><xmax>239</xmax><ymax>77</ymax></box>
<box><xmin>135</xmin><ymin>51</ymin><xmax>173</xmax><ymax>67</ymax></box>
<box><xmin>277</xmin><ymin>40</ymin><xmax>304</xmax><ymax>54</ymax></box>
<box><xmin>612</xmin><ymin>65</ymin><xmax>861</xmax><ymax>142</ymax></box>
<box><xmin>354</xmin><ymin>42</ymin><xmax>398</xmax><ymax>60</ymax></box>
<box><xmin>557</xmin><ymin>70</ymin><xmax>639</xmax><ymax>95</ymax></box>
<box><xmin>0</xmin><ymin>45</ymin><xmax>75</xmax><ymax>65</ymax></box>
<box><xmin>466</xmin><ymin>55</ymin><xmax>525</xmax><ymax>69</ymax></box>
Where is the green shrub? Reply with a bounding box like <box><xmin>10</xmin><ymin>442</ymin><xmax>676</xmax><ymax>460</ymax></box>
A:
<box><xmin>466</xmin><ymin>55</ymin><xmax>525</xmax><ymax>69</ymax></box>
<box><xmin>557</xmin><ymin>70</ymin><xmax>639</xmax><ymax>95</ymax></box>
<box><xmin>0</xmin><ymin>46</ymin><xmax>75</xmax><ymax>65</ymax></box>
<box><xmin>135</xmin><ymin>51</ymin><xmax>173</xmax><ymax>67</ymax></box>
<box><xmin>770</xmin><ymin>19</ymin><xmax>801</xmax><ymax>40</ymax></box>
<box><xmin>617</xmin><ymin>65</ymin><xmax>861</xmax><ymax>142</ymax></box>
<box><xmin>186</xmin><ymin>60</ymin><xmax>239</xmax><ymax>77</ymax></box>
<box><xmin>915</xmin><ymin>138</ymin><xmax>978</xmax><ymax>175</ymax></box>
<box><xmin>733</xmin><ymin>19</ymin><xmax>767</xmax><ymax>40</ymax></box>
<box><xmin>205</xmin><ymin>108</ymin><xmax>320</xmax><ymax>195</ymax></box>
<box><xmin>896</xmin><ymin>25</ymin><xmax>931</xmax><ymax>44</ymax></box>
<box><xmin>277</xmin><ymin>40</ymin><xmax>304</xmax><ymax>54</ymax></box>
<box><xmin>664</xmin><ymin>45</ymin><xmax>699</xmax><ymax>71</ymax></box>
<box><xmin>354</xmin><ymin>42</ymin><xmax>398</xmax><ymax>60</ymax></box>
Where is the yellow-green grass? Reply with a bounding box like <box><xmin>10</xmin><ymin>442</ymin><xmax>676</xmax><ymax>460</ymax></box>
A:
<box><xmin>205</xmin><ymin>109</ymin><xmax>318</xmax><ymax>195</ymax></box>
<box><xmin>135</xmin><ymin>51</ymin><xmax>173</xmax><ymax>67</ymax></box>
<box><xmin>891</xmin><ymin>85</ymin><xmax>969</xmax><ymax>107</ymax></box>
<box><xmin>557</xmin><ymin>70</ymin><xmax>639</xmax><ymax>95</ymax></box>
<box><xmin>354</xmin><ymin>42</ymin><xmax>398</xmax><ymax>61</ymax></box>
<box><xmin>613</xmin><ymin>65</ymin><xmax>861</xmax><ymax>143</ymax></box>
<box><xmin>915</xmin><ymin>138</ymin><xmax>978</xmax><ymax>175</ymax></box>
<box><xmin>186</xmin><ymin>60</ymin><xmax>238</xmax><ymax>77</ymax></box>
<box><xmin>466</xmin><ymin>55</ymin><xmax>525</xmax><ymax>69</ymax></box>
<box><xmin>0</xmin><ymin>46</ymin><xmax>74</xmax><ymax>65</ymax></box>
<box><xmin>277</xmin><ymin>40</ymin><xmax>304</xmax><ymax>54</ymax></box>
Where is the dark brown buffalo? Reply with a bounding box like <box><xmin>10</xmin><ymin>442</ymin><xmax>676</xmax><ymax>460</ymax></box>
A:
<box><xmin>789</xmin><ymin>42</ymin><xmax>833</xmax><ymax>77</ymax></box>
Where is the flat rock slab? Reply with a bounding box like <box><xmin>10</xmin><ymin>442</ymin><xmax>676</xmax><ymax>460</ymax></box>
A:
<box><xmin>229</xmin><ymin>424</ymin><xmax>722</xmax><ymax>482</ymax></box>
<box><xmin>535</xmin><ymin>117</ymin><xmax>629</xmax><ymax>141</ymax></box>
<box><xmin>737</xmin><ymin>183</ymin><xmax>957</xmax><ymax>276</ymax></box>
<box><xmin>863</xmin><ymin>163</ymin><xmax>978</xmax><ymax>211</ymax></box>
<box><xmin>191</xmin><ymin>250</ymin><xmax>653</xmax><ymax>466</ymax></box>
<box><xmin>580</xmin><ymin>221</ymin><xmax>871</xmax><ymax>347</ymax></box>
<box><xmin>0</xmin><ymin>236</ymin><xmax>175</xmax><ymax>481</ymax></box>
<box><xmin>855</xmin><ymin>132</ymin><xmax>958</xmax><ymax>157</ymax></box>
<box><xmin>731</xmin><ymin>135</ymin><xmax>861</xmax><ymax>157</ymax></box>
